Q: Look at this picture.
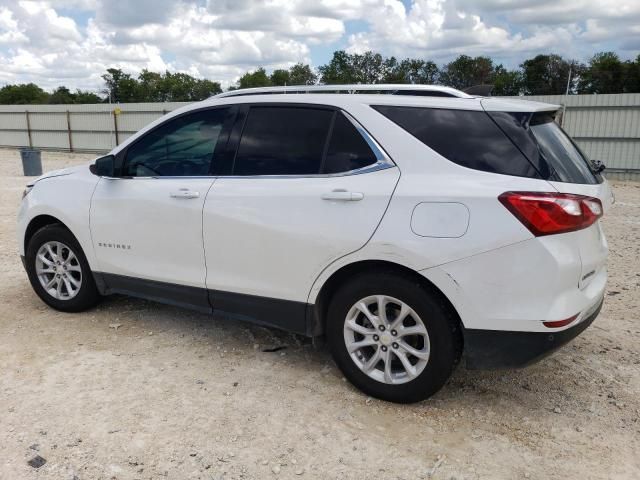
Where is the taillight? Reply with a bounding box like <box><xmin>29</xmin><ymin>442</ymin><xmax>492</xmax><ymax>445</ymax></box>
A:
<box><xmin>498</xmin><ymin>191</ymin><xmax>603</xmax><ymax>236</ymax></box>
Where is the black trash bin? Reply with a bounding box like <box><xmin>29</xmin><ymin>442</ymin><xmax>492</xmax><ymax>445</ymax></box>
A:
<box><xmin>20</xmin><ymin>148</ymin><xmax>42</xmax><ymax>176</ymax></box>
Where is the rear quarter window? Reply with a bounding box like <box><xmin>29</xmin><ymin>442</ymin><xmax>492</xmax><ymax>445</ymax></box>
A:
<box><xmin>372</xmin><ymin>105</ymin><xmax>541</xmax><ymax>179</ymax></box>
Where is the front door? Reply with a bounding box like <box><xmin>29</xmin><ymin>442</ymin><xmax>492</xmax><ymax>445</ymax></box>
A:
<box><xmin>90</xmin><ymin>106</ymin><xmax>233</xmax><ymax>310</ymax></box>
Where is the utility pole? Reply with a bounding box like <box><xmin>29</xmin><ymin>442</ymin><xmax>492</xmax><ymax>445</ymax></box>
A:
<box><xmin>565</xmin><ymin>66</ymin><xmax>572</xmax><ymax>95</ymax></box>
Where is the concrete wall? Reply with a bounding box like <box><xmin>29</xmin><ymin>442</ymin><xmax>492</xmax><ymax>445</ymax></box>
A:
<box><xmin>1</xmin><ymin>94</ymin><xmax>639</xmax><ymax>180</ymax></box>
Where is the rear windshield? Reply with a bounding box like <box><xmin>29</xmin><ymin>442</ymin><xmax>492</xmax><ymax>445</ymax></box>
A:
<box><xmin>486</xmin><ymin>111</ymin><xmax>599</xmax><ymax>184</ymax></box>
<box><xmin>372</xmin><ymin>105</ymin><xmax>541</xmax><ymax>178</ymax></box>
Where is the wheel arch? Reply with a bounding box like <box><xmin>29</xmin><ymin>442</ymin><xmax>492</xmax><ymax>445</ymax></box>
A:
<box><xmin>310</xmin><ymin>259</ymin><xmax>464</xmax><ymax>341</ymax></box>
<box><xmin>24</xmin><ymin>214</ymin><xmax>73</xmax><ymax>253</ymax></box>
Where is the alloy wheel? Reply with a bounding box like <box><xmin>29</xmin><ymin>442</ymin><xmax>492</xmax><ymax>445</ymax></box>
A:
<box><xmin>343</xmin><ymin>295</ymin><xmax>430</xmax><ymax>385</ymax></box>
<box><xmin>35</xmin><ymin>241</ymin><xmax>83</xmax><ymax>300</ymax></box>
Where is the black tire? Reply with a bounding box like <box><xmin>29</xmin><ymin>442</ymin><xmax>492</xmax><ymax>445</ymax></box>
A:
<box><xmin>25</xmin><ymin>224</ymin><xmax>100</xmax><ymax>312</ymax></box>
<box><xmin>326</xmin><ymin>271</ymin><xmax>461</xmax><ymax>403</ymax></box>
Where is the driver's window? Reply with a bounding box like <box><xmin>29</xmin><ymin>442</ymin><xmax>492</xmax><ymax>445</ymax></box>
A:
<box><xmin>123</xmin><ymin>108</ymin><xmax>229</xmax><ymax>177</ymax></box>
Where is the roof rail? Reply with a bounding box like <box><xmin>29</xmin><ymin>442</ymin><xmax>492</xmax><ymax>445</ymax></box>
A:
<box><xmin>215</xmin><ymin>84</ymin><xmax>471</xmax><ymax>99</ymax></box>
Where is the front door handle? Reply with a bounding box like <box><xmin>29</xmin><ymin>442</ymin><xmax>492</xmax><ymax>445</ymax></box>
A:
<box><xmin>321</xmin><ymin>190</ymin><xmax>364</xmax><ymax>201</ymax></box>
<box><xmin>170</xmin><ymin>189</ymin><xmax>200</xmax><ymax>199</ymax></box>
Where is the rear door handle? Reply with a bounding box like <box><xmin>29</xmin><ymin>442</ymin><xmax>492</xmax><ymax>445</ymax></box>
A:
<box><xmin>170</xmin><ymin>189</ymin><xmax>200</xmax><ymax>199</ymax></box>
<box><xmin>322</xmin><ymin>190</ymin><xmax>364</xmax><ymax>201</ymax></box>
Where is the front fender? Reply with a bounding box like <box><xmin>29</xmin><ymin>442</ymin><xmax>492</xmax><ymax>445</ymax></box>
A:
<box><xmin>17</xmin><ymin>168</ymin><xmax>100</xmax><ymax>269</ymax></box>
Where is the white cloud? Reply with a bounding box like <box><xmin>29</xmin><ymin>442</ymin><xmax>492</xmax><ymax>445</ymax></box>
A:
<box><xmin>0</xmin><ymin>0</ymin><xmax>637</xmax><ymax>92</ymax></box>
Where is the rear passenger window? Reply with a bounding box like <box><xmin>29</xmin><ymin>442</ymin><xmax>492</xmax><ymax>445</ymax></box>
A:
<box><xmin>233</xmin><ymin>106</ymin><xmax>333</xmax><ymax>175</ymax></box>
<box><xmin>372</xmin><ymin>105</ymin><xmax>541</xmax><ymax>179</ymax></box>
<box><xmin>322</xmin><ymin>113</ymin><xmax>378</xmax><ymax>174</ymax></box>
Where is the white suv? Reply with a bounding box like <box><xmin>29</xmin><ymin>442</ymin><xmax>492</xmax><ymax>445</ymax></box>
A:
<box><xmin>18</xmin><ymin>85</ymin><xmax>611</xmax><ymax>403</ymax></box>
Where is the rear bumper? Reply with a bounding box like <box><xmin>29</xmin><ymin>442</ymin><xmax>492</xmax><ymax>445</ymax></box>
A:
<box><xmin>463</xmin><ymin>296</ymin><xmax>603</xmax><ymax>369</ymax></box>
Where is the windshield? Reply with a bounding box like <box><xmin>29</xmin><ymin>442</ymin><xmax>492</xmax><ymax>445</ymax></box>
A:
<box><xmin>529</xmin><ymin>113</ymin><xmax>598</xmax><ymax>185</ymax></box>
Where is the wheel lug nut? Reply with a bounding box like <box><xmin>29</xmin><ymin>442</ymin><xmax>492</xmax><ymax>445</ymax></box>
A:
<box><xmin>391</xmin><ymin>330</ymin><xmax>397</xmax><ymax>336</ymax></box>
<box><xmin>381</xmin><ymin>346</ymin><xmax>388</xmax><ymax>352</ymax></box>
<box><xmin>392</xmin><ymin>342</ymin><xmax>399</xmax><ymax>349</ymax></box>
<box><xmin>378</xmin><ymin>325</ymin><xmax>385</xmax><ymax>332</ymax></box>
<box><xmin>373</xmin><ymin>335</ymin><xmax>379</xmax><ymax>341</ymax></box>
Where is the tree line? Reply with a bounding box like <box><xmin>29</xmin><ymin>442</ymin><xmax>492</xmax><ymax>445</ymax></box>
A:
<box><xmin>1</xmin><ymin>50</ymin><xmax>638</xmax><ymax>105</ymax></box>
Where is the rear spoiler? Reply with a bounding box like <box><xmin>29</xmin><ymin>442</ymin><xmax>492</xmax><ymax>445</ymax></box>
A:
<box><xmin>463</xmin><ymin>85</ymin><xmax>494</xmax><ymax>96</ymax></box>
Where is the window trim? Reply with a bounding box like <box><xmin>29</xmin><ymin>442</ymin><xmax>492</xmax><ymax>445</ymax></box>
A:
<box><xmin>224</xmin><ymin>103</ymin><xmax>395</xmax><ymax>179</ymax></box>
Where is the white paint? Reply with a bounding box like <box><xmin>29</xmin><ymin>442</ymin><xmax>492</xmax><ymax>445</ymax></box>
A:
<box><xmin>203</xmin><ymin>168</ymin><xmax>400</xmax><ymax>301</ymax></box>
<box><xmin>410</xmin><ymin>202</ymin><xmax>469</xmax><ymax>238</ymax></box>
<box><xmin>89</xmin><ymin>177</ymin><xmax>215</xmax><ymax>287</ymax></box>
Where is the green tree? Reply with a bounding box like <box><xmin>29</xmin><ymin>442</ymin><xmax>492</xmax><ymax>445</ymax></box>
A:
<box><xmin>48</xmin><ymin>86</ymin><xmax>75</xmax><ymax>104</ymax></box>
<box><xmin>102</xmin><ymin>68</ymin><xmax>139</xmax><ymax>102</ymax></box>
<box><xmin>137</xmin><ymin>69</ymin><xmax>164</xmax><ymax>101</ymax></box>
<box><xmin>319</xmin><ymin>50</ymin><xmax>360</xmax><ymax>84</ymax></box>
<box><xmin>379</xmin><ymin>56</ymin><xmax>404</xmax><ymax>83</ymax></box>
<box><xmin>270</xmin><ymin>69</ymin><xmax>290</xmax><ymax>86</ymax></box>
<box><xmin>288</xmin><ymin>63</ymin><xmax>317</xmax><ymax>85</ymax></box>
<box><xmin>492</xmin><ymin>67</ymin><xmax>524</xmax><ymax>96</ymax></box>
<box><xmin>191</xmin><ymin>79</ymin><xmax>222</xmax><ymax>99</ymax></box>
<box><xmin>0</xmin><ymin>83</ymin><xmax>49</xmax><ymax>104</ymax></box>
<box><xmin>73</xmin><ymin>90</ymin><xmax>103</xmax><ymax>103</ymax></box>
<box><xmin>352</xmin><ymin>52</ymin><xmax>386</xmax><ymax>83</ymax></box>
<box><xmin>238</xmin><ymin>68</ymin><xmax>272</xmax><ymax>89</ymax></box>
<box><xmin>384</xmin><ymin>59</ymin><xmax>439</xmax><ymax>84</ymax></box>
<box><xmin>578</xmin><ymin>52</ymin><xmax>626</xmax><ymax>94</ymax></box>
<box><xmin>162</xmin><ymin>72</ymin><xmax>197</xmax><ymax>101</ymax></box>
<box><xmin>623</xmin><ymin>54</ymin><xmax>640</xmax><ymax>93</ymax></box>
<box><xmin>440</xmin><ymin>55</ymin><xmax>495</xmax><ymax>89</ymax></box>
<box><xmin>520</xmin><ymin>54</ymin><xmax>575</xmax><ymax>95</ymax></box>
<box><xmin>319</xmin><ymin>51</ymin><xmax>391</xmax><ymax>84</ymax></box>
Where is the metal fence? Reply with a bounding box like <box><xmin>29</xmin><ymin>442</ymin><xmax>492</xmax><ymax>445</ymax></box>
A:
<box><xmin>0</xmin><ymin>102</ymin><xmax>189</xmax><ymax>153</ymax></box>
<box><xmin>1</xmin><ymin>94</ymin><xmax>639</xmax><ymax>180</ymax></box>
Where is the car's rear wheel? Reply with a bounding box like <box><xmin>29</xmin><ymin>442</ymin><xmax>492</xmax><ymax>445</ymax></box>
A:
<box><xmin>326</xmin><ymin>271</ymin><xmax>461</xmax><ymax>403</ymax></box>
<box><xmin>25</xmin><ymin>224</ymin><xmax>100</xmax><ymax>312</ymax></box>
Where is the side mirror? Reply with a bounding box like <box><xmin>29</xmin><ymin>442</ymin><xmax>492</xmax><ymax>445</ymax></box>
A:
<box><xmin>90</xmin><ymin>155</ymin><xmax>116</xmax><ymax>177</ymax></box>
<box><xmin>590</xmin><ymin>159</ymin><xmax>606</xmax><ymax>174</ymax></box>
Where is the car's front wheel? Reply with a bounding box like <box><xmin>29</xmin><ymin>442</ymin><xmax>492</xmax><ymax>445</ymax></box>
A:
<box><xmin>326</xmin><ymin>271</ymin><xmax>461</xmax><ymax>403</ymax></box>
<box><xmin>25</xmin><ymin>224</ymin><xmax>100</xmax><ymax>312</ymax></box>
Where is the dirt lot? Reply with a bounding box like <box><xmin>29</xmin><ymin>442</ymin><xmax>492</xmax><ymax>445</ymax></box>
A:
<box><xmin>1</xmin><ymin>149</ymin><xmax>639</xmax><ymax>480</ymax></box>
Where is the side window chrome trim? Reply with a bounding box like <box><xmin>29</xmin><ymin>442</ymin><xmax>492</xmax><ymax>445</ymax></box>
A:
<box><xmin>218</xmin><ymin>162</ymin><xmax>395</xmax><ymax>180</ymax></box>
<box><xmin>114</xmin><ymin>163</ymin><xmax>397</xmax><ymax>181</ymax></box>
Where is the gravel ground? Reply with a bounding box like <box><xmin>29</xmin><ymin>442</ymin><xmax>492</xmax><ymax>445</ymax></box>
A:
<box><xmin>1</xmin><ymin>150</ymin><xmax>639</xmax><ymax>480</ymax></box>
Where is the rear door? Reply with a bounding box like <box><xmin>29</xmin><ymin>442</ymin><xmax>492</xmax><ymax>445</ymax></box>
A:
<box><xmin>202</xmin><ymin>105</ymin><xmax>399</xmax><ymax>330</ymax></box>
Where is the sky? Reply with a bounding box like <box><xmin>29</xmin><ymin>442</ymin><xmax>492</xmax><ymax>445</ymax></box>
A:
<box><xmin>0</xmin><ymin>0</ymin><xmax>638</xmax><ymax>91</ymax></box>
